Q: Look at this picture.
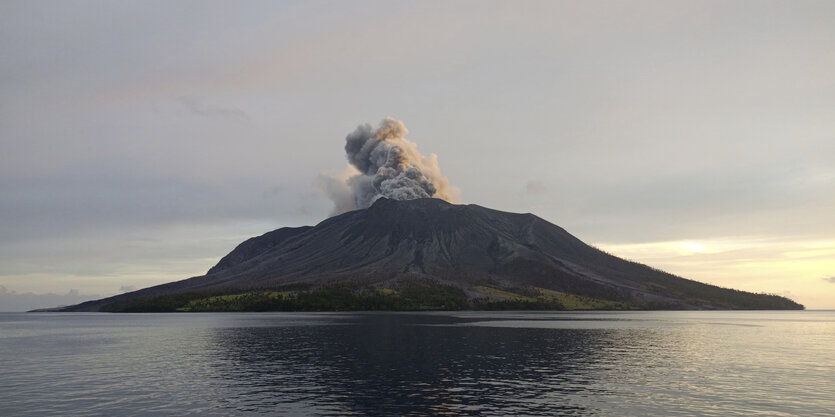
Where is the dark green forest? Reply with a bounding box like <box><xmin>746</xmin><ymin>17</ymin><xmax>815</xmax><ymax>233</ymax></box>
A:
<box><xmin>99</xmin><ymin>281</ymin><xmax>584</xmax><ymax>312</ymax></box>
<box><xmin>97</xmin><ymin>278</ymin><xmax>802</xmax><ymax>313</ymax></box>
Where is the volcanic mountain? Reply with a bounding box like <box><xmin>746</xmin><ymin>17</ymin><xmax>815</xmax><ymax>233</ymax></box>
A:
<box><xmin>58</xmin><ymin>198</ymin><xmax>802</xmax><ymax>311</ymax></box>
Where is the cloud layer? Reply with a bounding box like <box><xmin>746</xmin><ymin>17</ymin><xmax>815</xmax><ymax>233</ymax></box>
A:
<box><xmin>0</xmin><ymin>285</ymin><xmax>101</xmax><ymax>312</ymax></box>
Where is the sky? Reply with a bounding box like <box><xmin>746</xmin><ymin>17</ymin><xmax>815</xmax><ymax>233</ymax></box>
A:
<box><xmin>1</xmin><ymin>0</ymin><xmax>833</xmax><ymax>311</ymax></box>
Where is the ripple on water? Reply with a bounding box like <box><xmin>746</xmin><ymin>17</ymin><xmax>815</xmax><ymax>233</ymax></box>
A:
<box><xmin>0</xmin><ymin>311</ymin><xmax>833</xmax><ymax>416</ymax></box>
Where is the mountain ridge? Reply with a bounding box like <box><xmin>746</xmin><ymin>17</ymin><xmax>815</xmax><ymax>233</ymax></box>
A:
<box><xmin>53</xmin><ymin>198</ymin><xmax>803</xmax><ymax>312</ymax></box>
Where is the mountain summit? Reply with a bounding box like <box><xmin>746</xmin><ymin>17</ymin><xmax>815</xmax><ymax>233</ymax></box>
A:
<box><xmin>59</xmin><ymin>198</ymin><xmax>802</xmax><ymax>311</ymax></box>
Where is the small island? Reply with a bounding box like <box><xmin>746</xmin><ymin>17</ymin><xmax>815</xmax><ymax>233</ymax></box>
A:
<box><xmin>53</xmin><ymin>198</ymin><xmax>802</xmax><ymax>312</ymax></box>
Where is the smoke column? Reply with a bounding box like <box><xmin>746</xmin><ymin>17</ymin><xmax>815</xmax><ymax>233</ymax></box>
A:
<box><xmin>318</xmin><ymin>117</ymin><xmax>459</xmax><ymax>215</ymax></box>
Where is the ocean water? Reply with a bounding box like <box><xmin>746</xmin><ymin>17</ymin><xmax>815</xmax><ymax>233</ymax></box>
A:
<box><xmin>0</xmin><ymin>311</ymin><xmax>833</xmax><ymax>416</ymax></box>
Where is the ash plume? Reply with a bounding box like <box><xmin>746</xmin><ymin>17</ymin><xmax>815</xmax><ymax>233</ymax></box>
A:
<box><xmin>318</xmin><ymin>117</ymin><xmax>458</xmax><ymax>215</ymax></box>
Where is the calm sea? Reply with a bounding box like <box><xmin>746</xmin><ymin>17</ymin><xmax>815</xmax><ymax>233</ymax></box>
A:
<box><xmin>1</xmin><ymin>311</ymin><xmax>833</xmax><ymax>416</ymax></box>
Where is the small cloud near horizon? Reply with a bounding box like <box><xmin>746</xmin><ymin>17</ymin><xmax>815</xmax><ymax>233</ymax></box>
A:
<box><xmin>119</xmin><ymin>285</ymin><xmax>137</xmax><ymax>293</ymax></box>
<box><xmin>525</xmin><ymin>180</ymin><xmax>549</xmax><ymax>196</ymax></box>
<box><xmin>178</xmin><ymin>96</ymin><xmax>250</xmax><ymax>121</ymax></box>
<box><xmin>0</xmin><ymin>285</ymin><xmax>101</xmax><ymax>312</ymax></box>
<box><xmin>822</xmin><ymin>276</ymin><xmax>835</xmax><ymax>284</ymax></box>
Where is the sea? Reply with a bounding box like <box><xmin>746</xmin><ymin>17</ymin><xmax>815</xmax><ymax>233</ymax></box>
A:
<box><xmin>0</xmin><ymin>311</ymin><xmax>833</xmax><ymax>416</ymax></box>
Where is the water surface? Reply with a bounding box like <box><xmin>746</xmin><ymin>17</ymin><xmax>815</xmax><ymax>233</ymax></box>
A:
<box><xmin>1</xmin><ymin>311</ymin><xmax>833</xmax><ymax>416</ymax></box>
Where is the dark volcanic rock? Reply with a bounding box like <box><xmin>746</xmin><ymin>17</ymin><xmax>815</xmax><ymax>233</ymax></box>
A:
<box><xmin>207</xmin><ymin>226</ymin><xmax>312</xmax><ymax>275</ymax></box>
<box><xmin>59</xmin><ymin>198</ymin><xmax>803</xmax><ymax>311</ymax></box>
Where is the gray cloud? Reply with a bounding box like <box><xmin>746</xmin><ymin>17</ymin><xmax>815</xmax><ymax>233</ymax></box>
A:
<box><xmin>119</xmin><ymin>285</ymin><xmax>137</xmax><ymax>293</ymax></box>
<box><xmin>320</xmin><ymin>118</ymin><xmax>459</xmax><ymax>214</ymax></box>
<box><xmin>823</xmin><ymin>277</ymin><xmax>835</xmax><ymax>284</ymax></box>
<box><xmin>0</xmin><ymin>159</ymin><xmax>322</xmax><ymax>244</ymax></box>
<box><xmin>526</xmin><ymin>180</ymin><xmax>549</xmax><ymax>196</ymax></box>
<box><xmin>515</xmin><ymin>162</ymin><xmax>835</xmax><ymax>243</ymax></box>
<box><xmin>178</xmin><ymin>96</ymin><xmax>250</xmax><ymax>121</ymax></box>
<box><xmin>0</xmin><ymin>286</ymin><xmax>101</xmax><ymax>312</ymax></box>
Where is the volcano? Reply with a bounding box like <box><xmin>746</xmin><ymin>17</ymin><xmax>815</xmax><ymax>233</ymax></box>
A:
<box><xmin>58</xmin><ymin>198</ymin><xmax>802</xmax><ymax>311</ymax></box>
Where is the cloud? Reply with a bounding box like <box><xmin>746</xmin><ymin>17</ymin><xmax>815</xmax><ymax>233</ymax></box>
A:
<box><xmin>316</xmin><ymin>166</ymin><xmax>361</xmax><ymax>216</ymax></box>
<box><xmin>119</xmin><ymin>285</ymin><xmax>136</xmax><ymax>293</ymax></box>
<box><xmin>781</xmin><ymin>290</ymin><xmax>796</xmax><ymax>300</ymax></box>
<box><xmin>525</xmin><ymin>180</ymin><xmax>549</xmax><ymax>195</ymax></box>
<box><xmin>0</xmin><ymin>286</ymin><xmax>101</xmax><ymax>312</ymax></box>
<box><xmin>0</xmin><ymin>158</ymin><xmax>323</xmax><ymax>244</ymax></box>
<box><xmin>822</xmin><ymin>277</ymin><xmax>835</xmax><ymax>284</ymax></box>
<box><xmin>178</xmin><ymin>96</ymin><xmax>250</xmax><ymax>121</ymax></box>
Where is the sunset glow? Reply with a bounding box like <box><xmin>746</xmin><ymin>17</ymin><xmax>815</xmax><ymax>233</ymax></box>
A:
<box><xmin>597</xmin><ymin>238</ymin><xmax>835</xmax><ymax>308</ymax></box>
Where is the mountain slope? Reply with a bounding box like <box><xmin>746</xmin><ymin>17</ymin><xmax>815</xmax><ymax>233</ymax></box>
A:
<box><xmin>58</xmin><ymin>198</ymin><xmax>802</xmax><ymax>311</ymax></box>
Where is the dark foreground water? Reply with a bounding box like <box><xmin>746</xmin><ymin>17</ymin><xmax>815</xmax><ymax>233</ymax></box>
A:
<box><xmin>1</xmin><ymin>311</ymin><xmax>833</xmax><ymax>416</ymax></box>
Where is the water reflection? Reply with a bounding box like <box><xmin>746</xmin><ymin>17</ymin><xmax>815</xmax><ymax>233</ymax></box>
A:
<box><xmin>207</xmin><ymin>314</ymin><xmax>668</xmax><ymax>415</ymax></box>
<box><xmin>3</xmin><ymin>312</ymin><xmax>834</xmax><ymax>416</ymax></box>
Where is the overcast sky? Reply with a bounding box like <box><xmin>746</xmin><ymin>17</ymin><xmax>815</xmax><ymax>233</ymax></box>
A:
<box><xmin>1</xmin><ymin>0</ymin><xmax>833</xmax><ymax>311</ymax></box>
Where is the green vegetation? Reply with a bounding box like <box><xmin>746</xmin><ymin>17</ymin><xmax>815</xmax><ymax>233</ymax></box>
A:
<box><xmin>102</xmin><ymin>282</ymin><xmax>631</xmax><ymax>313</ymax></box>
<box><xmin>471</xmin><ymin>285</ymin><xmax>633</xmax><ymax>310</ymax></box>
<box><xmin>535</xmin><ymin>288</ymin><xmax>632</xmax><ymax>310</ymax></box>
<box><xmin>101</xmin><ymin>280</ymin><xmax>472</xmax><ymax>312</ymax></box>
<box><xmin>181</xmin><ymin>291</ymin><xmax>290</xmax><ymax>312</ymax></box>
<box><xmin>100</xmin><ymin>293</ymin><xmax>205</xmax><ymax>313</ymax></box>
<box><xmin>473</xmin><ymin>286</ymin><xmax>538</xmax><ymax>302</ymax></box>
<box><xmin>98</xmin><ymin>279</ymin><xmax>791</xmax><ymax>313</ymax></box>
